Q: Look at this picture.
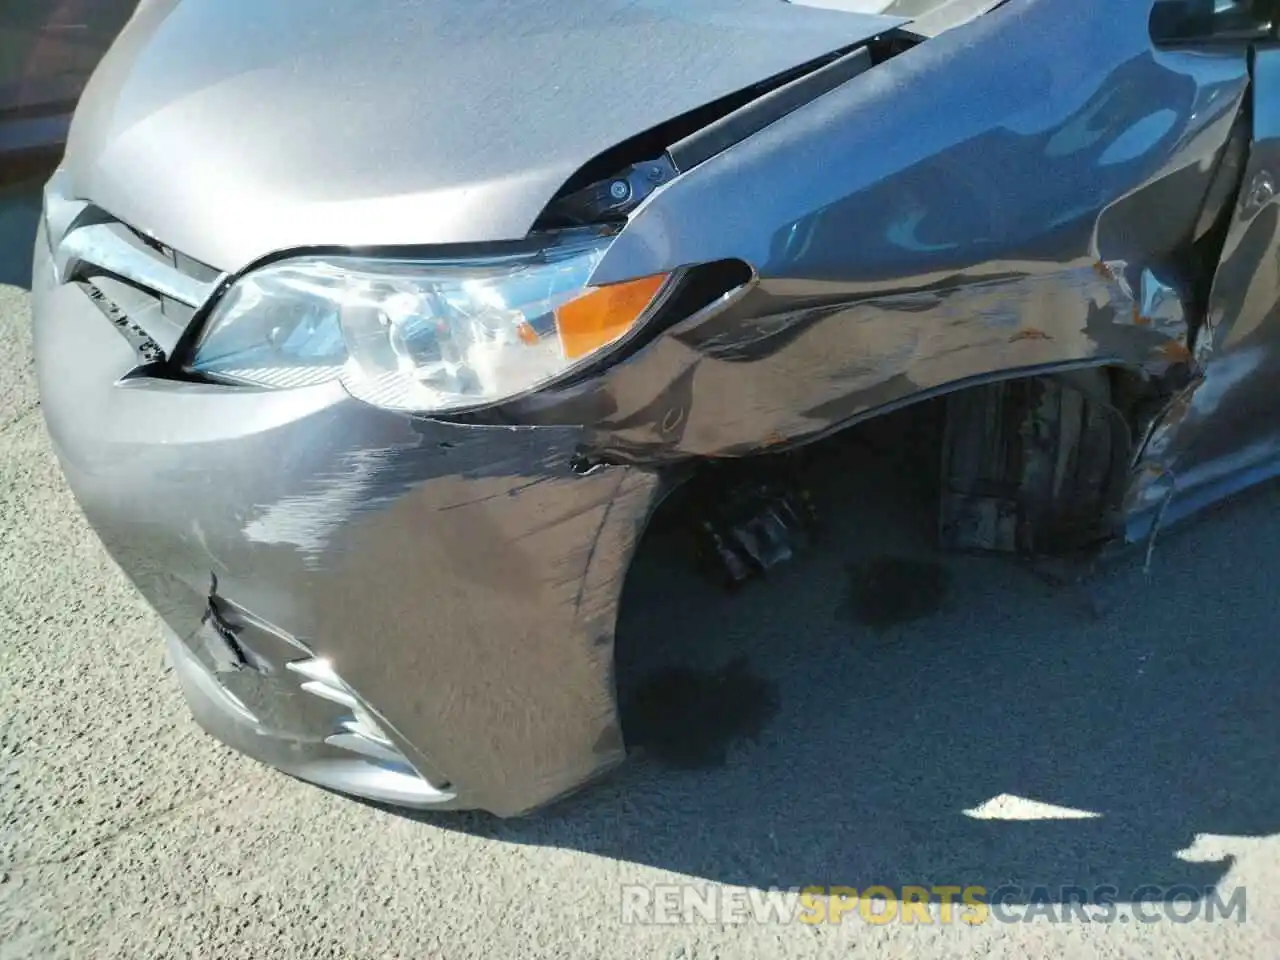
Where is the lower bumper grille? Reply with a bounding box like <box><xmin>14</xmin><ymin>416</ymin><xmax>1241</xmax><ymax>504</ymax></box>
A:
<box><xmin>285</xmin><ymin>656</ymin><xmax>446</xmax><ymax>783</ymax></box>
<box><xmin>178</xmin><ymin>590</ymin><xmax>456</xmax><ymax>807</ymax></box>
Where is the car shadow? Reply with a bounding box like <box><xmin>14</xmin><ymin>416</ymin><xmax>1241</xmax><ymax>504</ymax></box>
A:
<box><xmin>0</xmin><ymin>164</ymin><xmax>54</xmax><ymax>290</ymax></box>
<box><xmin>401</xmin><ymin>417</ymin><xmax>1280</xmax><ymax>907</ymax></box>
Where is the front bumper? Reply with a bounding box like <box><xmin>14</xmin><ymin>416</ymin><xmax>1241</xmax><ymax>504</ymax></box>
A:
<box><xmin>30</xmin><ymin>229</ymin><xmax>663</xmax><ymax>816</ymax></box>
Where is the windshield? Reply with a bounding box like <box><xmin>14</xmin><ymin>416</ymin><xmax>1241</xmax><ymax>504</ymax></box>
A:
<box><xmin>1151</xmin><ymin>0</ymin><xmax>1275</xmax><ymax>41</ymax></box>
<box><xmin>787</xmin><ymin>0</ymin><xmax>970</xmax><ymax>13</ymax></box>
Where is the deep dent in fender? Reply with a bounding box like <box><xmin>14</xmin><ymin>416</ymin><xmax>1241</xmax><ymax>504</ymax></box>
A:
<box><xmin>496</xmin><ymin>0</ymin><xmax>1244</xmax><ymax>472</ymax></box>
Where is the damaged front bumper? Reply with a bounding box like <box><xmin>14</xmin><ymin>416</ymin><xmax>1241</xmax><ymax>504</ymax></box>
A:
<box><xmin>31</xmin><ymin>230</ymin><xmax>664</xmax><ymax>816</ymax></box>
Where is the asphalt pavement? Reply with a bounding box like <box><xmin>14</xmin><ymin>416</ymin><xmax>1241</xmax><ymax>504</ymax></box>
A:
<box><xmin>3</xmin><ymin>175</ymin><xmax>1280</xmax><ymax>959</ymax></box>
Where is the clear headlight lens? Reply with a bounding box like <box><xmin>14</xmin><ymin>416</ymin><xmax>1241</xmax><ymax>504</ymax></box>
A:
<box><xmin>187</xmin><ymin>231</ymin><xmax>671</xmax><ymax>412</ymax></box>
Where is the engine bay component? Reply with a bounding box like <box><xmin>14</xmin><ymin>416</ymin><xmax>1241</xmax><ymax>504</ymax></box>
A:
<box><xmin>547</xmin><ymin>156</ymin><xmax>680</xmax><ymax>225</ymax></box>
<box><xmin>939</xmin><ymin>371</ymin><xmax>1132</xmax><ymax>556</ymax></box>
<box><xmin>685</xmin><ymin>460</ymin><xmax>820</xmax><ymax>586</ymax></box>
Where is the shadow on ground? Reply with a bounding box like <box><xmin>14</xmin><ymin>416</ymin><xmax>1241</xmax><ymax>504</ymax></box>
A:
<box><xmin>409</xmin><ymin>423</ymin><xmax>1280</xmax><ymax>905</ymax></box>
<box><xmin>0</xmin><ymin>161</ymin><xmax>55</xmax><ymax>290</ymax></box>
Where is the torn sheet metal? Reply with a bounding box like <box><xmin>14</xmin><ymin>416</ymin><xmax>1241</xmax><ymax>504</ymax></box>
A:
<box><xmin>1125</xmin><ymin>46</ymin><xmax>1280</xmax><ymax>545</ymax></box>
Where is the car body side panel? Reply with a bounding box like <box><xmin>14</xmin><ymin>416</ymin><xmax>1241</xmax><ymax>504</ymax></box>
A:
<box><xmin>1127</xmin><ymin>44</ymin><xmax>1280</xmax><ymax>541</ymax></box>
<box><xmin>515</xmin><ymin>0</ymin><xmax>1249</xmax><ymax>466</ymax></box>
<box><xmin>592</xmin><ymin>0</ymin><xmax>1243</xmax><ymax>287</ymax></box>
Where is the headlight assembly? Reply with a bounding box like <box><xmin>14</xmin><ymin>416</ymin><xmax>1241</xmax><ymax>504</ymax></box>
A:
<box><xmin>186</xmin><ymin>230</ymin><xmax>673</xmax><ymax>412</ymax></box>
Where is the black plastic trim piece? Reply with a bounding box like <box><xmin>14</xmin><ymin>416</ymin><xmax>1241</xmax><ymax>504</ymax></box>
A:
<box><xmin>668</xmin><ymin>46</ymin><xmax>874</xmax><ymax>173</ymax></box>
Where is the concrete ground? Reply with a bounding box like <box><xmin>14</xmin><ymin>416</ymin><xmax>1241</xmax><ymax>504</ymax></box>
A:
<box><xmin>3</xmin><ymin>174</ymin><xmax>1280</xmax><ymax>959</ymax></box>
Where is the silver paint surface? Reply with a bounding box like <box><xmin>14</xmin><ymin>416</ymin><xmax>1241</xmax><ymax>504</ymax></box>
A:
<box><xmin>61</xmin><ymin>0</ymin><xmax>902</xmax><ymax>272</ymax></box>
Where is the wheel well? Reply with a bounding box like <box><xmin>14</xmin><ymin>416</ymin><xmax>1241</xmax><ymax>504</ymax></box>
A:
<box><xmin>612</xmin><ymin>363</ymin><xmax>1159</xmax><ymax>758</ymax></box>
<box><xmin>649</xmin><ymin>362</ymin><xmax>1158</xmax><ymax>561</ymax></box>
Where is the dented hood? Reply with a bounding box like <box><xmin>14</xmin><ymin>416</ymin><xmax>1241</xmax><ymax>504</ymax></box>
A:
<box><xmin>63</xmin><ymin>0</ymin><xmax>903</xmax><ymax>271</ymax></box>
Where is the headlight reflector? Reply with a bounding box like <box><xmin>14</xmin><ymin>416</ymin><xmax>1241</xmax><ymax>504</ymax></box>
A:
<box><xmin>188</xmin><ymin>232</ymin><xmax>671</xmax><ymax>411</ymax></box>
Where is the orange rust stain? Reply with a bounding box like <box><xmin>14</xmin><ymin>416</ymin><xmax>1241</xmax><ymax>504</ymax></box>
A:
<box><xmin>1009</xmin><ymin>328</ymin><xmax>1053</xmax><ymax>343</ymax></box>
<box><xmin>1156</xmin><ymin>339</ymin><xmax>1193</xmax><ymax>363</ymax></box>
<box><xmin>1132</xmin><ymin>305</ymin><xmax>1151</xmax><ymax>327</ymax></box>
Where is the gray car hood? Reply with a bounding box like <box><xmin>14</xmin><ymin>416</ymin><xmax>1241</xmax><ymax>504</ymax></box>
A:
<box><xmin>63</xmin><ymin>0</ymin><xmax>902</xmax><ymax>272</ymax></box>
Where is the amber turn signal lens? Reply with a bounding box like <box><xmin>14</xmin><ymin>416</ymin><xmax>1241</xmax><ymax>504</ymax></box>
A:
<box><xmin>554</xmin><ymin>274</ymin><xmax>669</xmax><ymax>360</ymax></box>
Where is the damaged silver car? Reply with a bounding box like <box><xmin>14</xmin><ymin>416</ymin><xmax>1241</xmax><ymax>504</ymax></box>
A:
<box><xmin>28</xmin><ymin>0</ymin><xmax>1280</xmax><ymax>814</ymax></box>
